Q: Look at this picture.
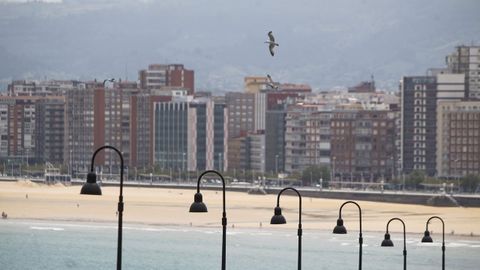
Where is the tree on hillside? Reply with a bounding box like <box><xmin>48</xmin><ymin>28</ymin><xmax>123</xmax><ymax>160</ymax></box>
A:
<box><xmin>301</xmin><ymin>165</ymin><xmax>330</xmax><ymax>186</ymax></box>
<box><xmin>460</xmin><ymin>174</ymin><xmax>480</xmax><ymax>193</ymax></box>
<box><xmin>405</xmin><ymin>170</ymin><xmax>425</xmax><ymax>189</ymax></box>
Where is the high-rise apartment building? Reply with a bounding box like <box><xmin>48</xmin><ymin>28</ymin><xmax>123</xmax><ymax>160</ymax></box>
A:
<box><xmin>65</xmin><ymin>83</ymin><xmax>95</xmax><ymax>173</ymax></box>
<box><xmin>226</xmin><ymin>92</ymin><xmax>255</xmax><ymax>138</ymax></box>
<box><xmin>446</xmin><ymin>45</ymin><xmax>480</xmax><ymax>98</ymax></box>
<box><xmin>284</xmin><ymin>104</ymin><xmax>331</xmax><ymax>173</ymax></box>
<box><xmin>246</xmin><ymin>132</ymin><xmax>266</xmax><ymax>173</ymax></box>
<box><xmin>152</xmin><ymin>97</ymin><xmax>227</xmax><ymax>172</ymax></box>
<box><xmin>330</xmin><ymin>109</ymin><xmax>395</xmax><ymax>182</ymax></box>
<box><xmin>35</xmin><ymin>97</ymin><xmax>65</xmax><ymax>164</ymax></box>
<box><xmin>0</xmin><ymin>96</ymin><xmax>37</xmax><ymax>162</ymax></box>
<box><xmin>8</xmin><ymin>80</ymin><xmax>81</xmax><ymax>96</ymax></box>
<box><xmin>265</xmin><ymin>103</ymin><xmax>287</xmax><ymax>174</ymax></box>
<box><xmin>400</xmin><ymin>73</ymin><xmax>465</xmax><ymax>176</ymax></box>
<box><xmin>244</xmin><ymin>76</ymin><xmax>270</xmax><ymax>93</ymax></box>
<box><xmin>436</xmin><ymin>100</ymin><xmax>480</xmax><ymax>177</ymax></box>
<box><xmin>65</xmin><ymin>82</ymin><xmax>134</xmax><ymax>174</ymax></box>
<box><xmin>139</xmin><ymin>64</ymin><xmax>194</xmax><ymax>94</ymax></box>
<box><xmin>0</xmin><ymin>95</ymin><xmax>65</xmax><ymax>166</ymax></box>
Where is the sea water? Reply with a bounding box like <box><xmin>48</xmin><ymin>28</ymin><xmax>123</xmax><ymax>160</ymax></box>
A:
<box><xmin>1</xmin><ymin>219</ymin><xmax>479</xmax><ymax>269</ymax></box>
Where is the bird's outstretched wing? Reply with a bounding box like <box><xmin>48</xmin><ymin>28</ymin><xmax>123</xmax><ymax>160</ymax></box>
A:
<box><xmin>268</xmin><ymin>31</ymin><xmax>275</xmax><ymax>42</ymax></box>
<box><xmin>269</xmin><ymin>43</ymin><xmax>275</xmax><ymax>56</ymax></box>
<box><xmin>267</xmin><ymin>74</ymin><xmax>274</xmax><ymax>83</ymax></box>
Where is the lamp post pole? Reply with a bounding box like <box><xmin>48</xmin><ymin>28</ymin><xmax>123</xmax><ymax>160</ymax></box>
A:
<box><xmin>422</xmin><ymin>216</ymin><xmax>445</xmax><ymax>270</ymax></box>
<box><xmin>69</xmin><ymin>149</ymin><xmax>73</xmax><ymax>176</ymax></box>
<box><xmin>454</xmin><ymin>159</ymin><xmax>459</xmax><ymax>193</ymax></box>
<box><xmin>84</xmin><ymin>145</ymin><xmax>124</xmax><ymax>270</ymax></box>
<box><xmin>191</xmin><ymin>170</ymin><xmax>227</xmax><ymax>270</ymax></box>
<box><xmin>183</xmin><ymin>152</ymin><xmax>186</xmax><ymax>182</ymax></box>
<box><xmin>271</xmin><ymin>187</ymin><xmax>303</xmax><ymax>270</ymax></box>
<box><xmin>275</xmin><ymin>154</ymin><xmax>279</xmax><ymax>176</ymax></box>
<box><xmin>332</xmin><ymin>156</ymin><xmax>336</xmax><ymax>187</ymax></box>
<box><xmin>333</xmin><ymin>200</ymin><xmax>363</xmax><ymax>270</ymax></box>
<box><xmin>382</xmin><ymin>217</ymin><xmax>407</xmax><ymax>270</ymax></box>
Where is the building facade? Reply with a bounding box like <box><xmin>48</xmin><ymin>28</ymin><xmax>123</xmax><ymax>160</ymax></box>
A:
<box><xmin>330</xmin><ymin>109</ymin><xmax>395</xmax><ymax>182</ymax></box>
<box><xmin>400</xmin><ymin>74</ymin><xmax>465</xmax><ymax>176</ymax></box>
<box><xmin>153</xmin><ymin>97</ymin><xmax>227</xmax><ymax>172</ymax></box>
<box><xmin>139</xmin><ymin>64</ymin><xmax>194</xmax><ymax>94</ymax></box>
<box><xmin>436</xmin><ymin>100</ymin><xmax>480</xmax><ymax>177</ymax></box>
<box><xmin>35</xmin><ymin>97</ymin><xmax>65</xmax><ymax>164</ymax></box>
<box><xmin>284</xmin><ymin>104</ymin><xmax>330</xmax><ymax>173</ymax></box>
<box><xmin>446</xmin><ymin>45</ymin><xmax>480</xmax><ymax>98</ymax></box>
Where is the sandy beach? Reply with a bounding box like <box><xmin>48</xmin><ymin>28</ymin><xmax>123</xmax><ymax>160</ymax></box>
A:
<box><xmin>1</xmin><ymin>180</ymin><xmax>480</xmax><ymax>236</ymax></box>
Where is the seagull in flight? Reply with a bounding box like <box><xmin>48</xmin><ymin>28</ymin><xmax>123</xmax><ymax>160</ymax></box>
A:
<box><xmin>265</xmin><ymin>31</ymin><xmax>279</xmax><ymax>56</ymax></box>
<box><xmin>266</xmin><ymin>74</ymin><xmax>279</xmax><ymax>90</ymax></box>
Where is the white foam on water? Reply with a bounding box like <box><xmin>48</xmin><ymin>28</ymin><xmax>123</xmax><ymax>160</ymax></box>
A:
<box><xmin>226</xmin><ymin>231</ymin><xmax>243</xmax><ymax>235</ymax></box>
<box><xmin>447</xmin><ymin>242</ymin><xmax>470</xmax><ymax>248</ymax></box>
<box><xmin>249</xmin><ymin>232</ymin><xmax>273</xmax><ymax>236</ymax></box>
<box><xmin>127</xmin><ymin>227</ymin><xmax>181</xmax><ymax>233</ymax></box>
<box><xmin>30</xmin><ymin>226</ymin><xmax>65</xmax><ymax>231</ymax></box>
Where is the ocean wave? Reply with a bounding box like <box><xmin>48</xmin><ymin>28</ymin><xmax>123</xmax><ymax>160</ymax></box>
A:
<box><xmin>30</xmin><ymin>226</ymin><xmax>65</xmax><ymax>231</ymax></box>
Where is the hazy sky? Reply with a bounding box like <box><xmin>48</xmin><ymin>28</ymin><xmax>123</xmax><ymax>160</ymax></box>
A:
<box><xmin>1</xmin><ymin>0</ymin><xmax>479</xmax><ymax>91</ymax></box>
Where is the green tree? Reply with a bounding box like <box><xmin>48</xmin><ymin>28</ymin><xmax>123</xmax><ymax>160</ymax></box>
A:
<box><xmin>460</xmin><ymin>174</ymin><xmax>480</xmax><ymax>193</ymax></box>
<box><xmin>301</xmin><ymin>165</ymin><xmax>330</xmax><ymax>186</ymax></box>
<box><xmin>405</xmin><ymin>170</ymin><xmax>425</xmax><ymax>189</ymax></box>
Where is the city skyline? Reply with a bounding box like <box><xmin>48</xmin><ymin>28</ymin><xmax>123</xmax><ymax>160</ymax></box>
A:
<box><xmin>1</xmin><ymin>44</ymin><xmax>479</xmax><ymax>186</ymax></box>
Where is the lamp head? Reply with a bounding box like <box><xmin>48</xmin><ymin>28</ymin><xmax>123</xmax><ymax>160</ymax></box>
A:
<box><xmin>270</xmin><ymin>206</ymin><xmax>287</xmax><ymax>224</ymax></box>
<box><xmin>189</xmin><ymin>192</ymin><xmax>208</xmax><ymax>212</ymax></box>
<box><xmin>80</xmin><ymin>172</ymin><xmax>102</xmax><ymax>195</ymax></box>
<box><xmin>333</xmin><ymin>218</ymin><xmax>347</xmax><ymax>234</ymax></box>
<box><xmin>381</xmin><ymin>233</ymin><xmax>394</xmax><ymax>247</ymax></box>
<box><xmin>421</xmin><ymin>230</ymin><xmax>433</xmax><ymax>243</ymax></box>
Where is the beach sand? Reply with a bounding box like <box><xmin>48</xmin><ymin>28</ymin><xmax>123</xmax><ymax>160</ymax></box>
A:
<box><xmin>1</xmin><ymin>181</ymin><xmax>479</xmax><ymax>236</ymax></box>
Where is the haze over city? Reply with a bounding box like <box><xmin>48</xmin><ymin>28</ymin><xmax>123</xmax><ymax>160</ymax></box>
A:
<box><xmin>1</xmin><ymin>0</ymin><xmax>479</xmax><ymax>91</ymax></box>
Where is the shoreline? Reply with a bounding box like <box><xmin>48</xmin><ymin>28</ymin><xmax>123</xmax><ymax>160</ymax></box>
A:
<box><xmin>3</xmin><ymin>217</ymin><xmax>480</xmax><ymax>241</ymax></box>
<box><xmin>1</xmin><ymin>181</ymin><xmax>480</xmax><ymax>236</ymax></box>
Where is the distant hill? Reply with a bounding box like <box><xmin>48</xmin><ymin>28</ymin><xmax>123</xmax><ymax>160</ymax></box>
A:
<box><xmin>0</xmin><ymin>0</ymin><xmax>479</xmax><ymax>91</ymax></box>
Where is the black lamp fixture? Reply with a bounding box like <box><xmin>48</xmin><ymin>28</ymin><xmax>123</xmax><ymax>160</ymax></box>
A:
<box><xmin>270</xmin><ymin>187</ymin><xmax>303</xmax><ymax>270</ymax></box>
<box><xmin>381</xmin><ymin>217</ymin><xmax>407</xmax><ymax>270</ymax></box>
<box><xmin>333</xmin><ymin>200</ymin><xmax>363</xmax><ymax>270</ymax></box>
<box><xmin>421</xmin><ymin>216</ymin><xmax>445</xmax><ymax>270</ymax></box>
<box><xmin>80</xmin><ymin>145</ymin><xmax>124</xmax><ymax>270</ymax></box>
<box><xmin>190</xmin><ymin>170</ymin><xmax>227</xmax><ymax>270</ymax></box>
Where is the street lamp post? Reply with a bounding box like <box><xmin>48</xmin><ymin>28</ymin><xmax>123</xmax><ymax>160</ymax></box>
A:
<box><xmin>381</xmin><ymin>217</ymin><xmax>407</xmax><ymax>270</ymax></box>
<box><xmin>275</xmin><ymin>154</ymin><xmax>279</xmax><ymax>176</ymax></box>
<box><xmin>190</xmin><ymin>170</ymin><xmax>227</xmax><ymax>270</ymax></box>
<box><xmin>183</xmin><ymin>152</ymin><xmax>186</xmax><ymax>182</ymax></box>
<box><xmin>80</xmin><ymin>145</ymin><xmax>124</xmax><ymax>270</ymax></box>
<box><xmin>332</xmin><ymin>156</ymin><xmax>336</xmax><ymax>186</ymax></box>
<box><xmin>69</xmin><ymin>149</ymin><xmax>73</xmax><ymax>176</ymax></box>
<box><xmin>421</xmin><ymin>216</ymin><xmax>445</xmax><ymax>270</ymax></box>
<box><xmin>270</xmin><ymin>187</ymin><xmax>303</xmax><ymax>270</ymax></box>
<box><xmin>454</xmin><ymin>159</ymin><xmax>460</xmax><ymax>192</ymax></box>
<box><xmin>333</xmin><ymin>200</ymin><xmax>363</xmax><ymax>270</ymax></box>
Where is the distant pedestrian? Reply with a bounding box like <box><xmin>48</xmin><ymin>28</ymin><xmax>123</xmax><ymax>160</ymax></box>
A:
<box><xmin>25</xmin><ymin>194</ymin><xmax>28</xmax><ymax>199</ymax></box>
<box><xmin>77</xmin><ymin>203</ymin><xmax>79</xmax><ymax>208</ymax></box>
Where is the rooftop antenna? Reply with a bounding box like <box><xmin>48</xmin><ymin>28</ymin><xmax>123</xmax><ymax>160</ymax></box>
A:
<box><xmin>125</xmin><ymin>63</ymin><xmax>128</xmax><ymax>82</ymax></box>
